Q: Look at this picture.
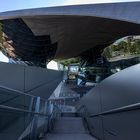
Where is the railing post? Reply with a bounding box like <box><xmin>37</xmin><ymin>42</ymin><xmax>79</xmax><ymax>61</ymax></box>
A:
<box><xmin>44</xmin><ymin>101</ymin><xmax>48</xmax><ymax>115</ymax></box>
<box><xmin>27</xmin><ymin>97</ymin><xmax>34</xmax><ymax>118</ymax></box>
<box><xmin>40</xmin><ymin>100</ymin><xmax>48</xmax><ymax>137</ymax></box>
<box><xmin>30</xmin><ymin>97</ymin><xmax>40</xmax><ymax>140</ymax></box>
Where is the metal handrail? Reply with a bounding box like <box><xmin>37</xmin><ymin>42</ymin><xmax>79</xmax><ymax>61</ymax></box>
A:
<box><xmin>90</xmin><ymin>102</ymin><xmax>140</xmax><ymax>117</ymax></box>
<box><xmin>0</xmin><ymin>86</ymin><xmax>62</xmax><ymax>118</ymax></box>
<box><xmin>0</xmin><ymin>85</ymin><xmax>46</xmax><ymax>101</ymax></box>
<box><xmin>77</xmin><ymin>103</ymin><xmax>140</xmax><ymax>139</ymax></box>
<box><xmin>77</xmin><ymin>102</ymin><xmax>140</xmax><ymax>118</ymax></box>
<box><xmin>49</xmin><ymin>96</ymin><xmax>80</xmax><ymax>100</ymax></box>
<box><xmin>0</xmin><ymin>104</ymin><xmax>48</xmax><ymax>116</ymax></box>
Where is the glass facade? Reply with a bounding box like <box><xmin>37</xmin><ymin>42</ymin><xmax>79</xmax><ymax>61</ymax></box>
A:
<box><xmin>77</xmin><ymin>36</ymin><xmax>140</xmax><ymax>84</ymax></box>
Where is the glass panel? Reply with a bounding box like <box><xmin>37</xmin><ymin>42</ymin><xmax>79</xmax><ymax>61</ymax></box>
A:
<box><xmin>0</xmin><ymin>108</ymin><xmax>34</xmax><ymax>140</ymax></box>
<box><xmin>0</xmin><ymin>87</ymin><xmax>50</xmax><ymax>140</ymax></box>
<box><xmin>0</xmin><ymin>88</ymin><xmax>33</xmax><ymax>111</ymax></box>
<box><xmin>39</xmin><ymin>99</ymin><xmax>45</xmax><ymax>114</ymax></box>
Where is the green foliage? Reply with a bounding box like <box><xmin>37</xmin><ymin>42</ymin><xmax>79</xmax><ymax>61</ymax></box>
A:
<box><xmin>103</xmin><ymin>36</ymin><xmax>140</xmax><ymax>59</ymax></box>
<box><xmin>103</xmin><ymin>46</ymin><xmax>112</xmax><ymax>58</ymax></box>
<box><xmin>59</xmin><ymin>57</ymin><xmax>80</xmax><ymax>66</ymax></box>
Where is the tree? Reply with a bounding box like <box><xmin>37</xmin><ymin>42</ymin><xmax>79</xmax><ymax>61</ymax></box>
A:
<box><xmin>102</xmin><ymin>35</ymin><xmax>140</xmax><ymax>60</ymax></box>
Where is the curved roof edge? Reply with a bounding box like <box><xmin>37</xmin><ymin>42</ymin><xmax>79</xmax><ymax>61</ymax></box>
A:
<box><xmin>0</xmin><ymin>2</ymin><xmax>140</xmax><ymax>25</ymax></box>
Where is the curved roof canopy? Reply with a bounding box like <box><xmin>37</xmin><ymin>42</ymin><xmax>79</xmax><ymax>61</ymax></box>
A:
<box><xmin>0</xmin><ymin>2</ymin><xmax>140</xmax><ymax>67</ymax></box>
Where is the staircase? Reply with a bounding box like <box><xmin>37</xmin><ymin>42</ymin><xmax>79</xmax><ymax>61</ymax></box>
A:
<box><xmin>43</xmin><ymin>115</ymin><xmax>96</xmax><ymax>140</ymax></box>
<box><xmin>43</xmin><ymin>82</ymin><xmax>97</xmax><ymax>140</ymax></box>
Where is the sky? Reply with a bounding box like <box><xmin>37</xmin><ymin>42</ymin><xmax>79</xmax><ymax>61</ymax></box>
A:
<box><xmin>47</xmin><ymin>61</ymin><xmax>59</xmax><ymax>70</ymax></box>
<box><xmin>0</xmin><ymin>52</ymin><xmax>8</xmax><ymax>62</ymax></box>
<box><xmin>0</xmin><ymin>0</ymin><xmax>138</xmax><ymax>67</ymax></box>
<box><xmin>0</xmin><ymin>0</ymin><xmax>138</xmax><ymax>12</ymax></box>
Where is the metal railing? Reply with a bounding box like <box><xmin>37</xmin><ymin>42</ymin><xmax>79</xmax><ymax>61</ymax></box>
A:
<box><xmin>0</xmin><ymin>85</ymin><xmax>61</xmax><ymax>140</ymax></box>
<box><xmin>77</xmin><ymin>102</ymin><xmax>140</xmax><ymax>118</ymax></box>
<box><xmin>77</xmin><ymin>103</ymin><xmax>140</xmax><ymax>139</ymax></box>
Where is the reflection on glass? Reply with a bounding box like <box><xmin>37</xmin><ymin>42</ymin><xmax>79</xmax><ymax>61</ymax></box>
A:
<box><xmin>77</xmin><ymin>36</ymin><xmax>140</xmax><ymax>84</ymax></box>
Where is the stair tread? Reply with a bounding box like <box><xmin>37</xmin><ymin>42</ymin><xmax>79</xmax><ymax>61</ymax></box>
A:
<box><xmin>43</xmin><ymin>117</ymin><xmax>97</xmax><ymax>140</ymax></box>
<box><xmin>53</xmin><ymin>117</ymin><xmax>87</xmax><ymax>133</ymax></box>
<box><xmin>44</xmin><ymin>133</ymin><xmax>97</xmax><ymax>140</ymax></box>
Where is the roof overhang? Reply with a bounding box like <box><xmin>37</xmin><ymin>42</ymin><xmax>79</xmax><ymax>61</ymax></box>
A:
<box><xmin>0</xmin><ymin>2</ymin><xmax>140</xmax><ymax>66</ymax></box>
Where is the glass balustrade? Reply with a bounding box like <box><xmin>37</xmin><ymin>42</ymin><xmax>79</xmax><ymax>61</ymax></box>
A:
<box><xmin>0</xmin><ymin>86</ymin><xmax>60</xmax><ymax>140</ymax></box>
